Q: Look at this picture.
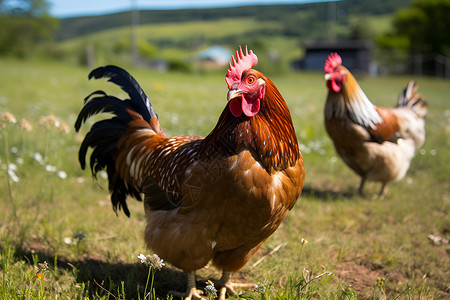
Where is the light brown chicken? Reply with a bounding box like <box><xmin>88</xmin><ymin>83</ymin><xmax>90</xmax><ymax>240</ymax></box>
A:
<box><xmin>75</xmin><ymin>46</ymin><xmax>305</xmax><ymax>299</ymax></box>
<box><xmin>324</xmin><ymin>53</ymin><xmax>427</xmax><ymax>197</ymax></box>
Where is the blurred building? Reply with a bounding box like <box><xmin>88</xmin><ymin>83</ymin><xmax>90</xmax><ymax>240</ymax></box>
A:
<box><xmin>296</xmin><ymin>40</ymin><xmax>374</xmax><ymax>74</ymax></box>
<box><xmin>196</xmin><ymin>46</ymin><xmax>232</xmax><ymax>69</ymax></box>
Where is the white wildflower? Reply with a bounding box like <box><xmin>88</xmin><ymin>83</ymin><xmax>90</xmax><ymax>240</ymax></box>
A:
<box><xmin>138</xmin><ymin>254</ymin><xmax>146</xmax><ymax>263</ymax></box>
<box><xmin>138</xmin><ymin>253</ymin><xmax>165</xmax><ymax>270</ymax></box>
<box><xmin>57</xmin><ymin>171</ymin><xmax>67</xmax><ymax>179</ymax></box>
<box><xmin>8</xmin><ymin>170</ymin><xmax>19</xmax><ymax>182</ymax></box>
<box><xmin>7</xmin><ymin>163</ymin><xmax>19</xmax><ymax>183</ymax></box>
<box><xmin>33</xmin><ymin>152</ymin><xmax>45</xmax><ymax>165</ymax></box>
<box><xmin>254</xmin><ymin>279</ymin><xmax>270</xmax><ymax>294</ymax></box>
<box><xmin>99</xmin><ymin>170</ymin><xmax>107</xmax><ymax>179</ymax></box>
<box><xmin>204</xmin><ymin>280</ymin><xmax>217</xmax><ymax>298</ymax></box>
<box><xmin>45</xmin><ymin>165</ymin><xmax>57</xmax><ymax>172</ymax></box>
<box><xmin>63</xmin><ymin>237</ymin><xmax>73</xmax><ymax>245</ymax></box>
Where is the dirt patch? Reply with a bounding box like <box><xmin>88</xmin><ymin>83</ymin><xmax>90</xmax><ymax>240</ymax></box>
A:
<box><xmin>334</xmin><ymin>261</ymin><xmax>407</xmax><ymax>297</ymax></box>
<box><xmin>335</xmin><ymin>262</ymin><xmax>383</xmax><ymax>291</ymax></box>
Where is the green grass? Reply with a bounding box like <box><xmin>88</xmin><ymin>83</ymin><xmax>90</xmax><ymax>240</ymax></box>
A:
<box><xmin>0</xmin><ymin>58</ymin><xmax>449</xmax><ymax>299</ymax></box>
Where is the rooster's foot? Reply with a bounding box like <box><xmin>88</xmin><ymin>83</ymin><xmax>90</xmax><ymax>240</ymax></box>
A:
<box><xmin>169</xmin><ymin>288</ymin><xmax>204</xmax><ymax>300</ymax></box>
<box><xmin>216</xmin><ymin>271</ymin><xmax>256</xmax><ymax>300</ymax></box>
<box><xmin>169</xmin><ymin>271</ymin><xmax>204</xmax><ymax>300</ymax></box>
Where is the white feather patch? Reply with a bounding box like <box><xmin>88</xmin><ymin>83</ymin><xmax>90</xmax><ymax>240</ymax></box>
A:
<box><xmin>126</xmin><ymin>145</ymin><xmax>137</xmax><ymax>166</ymax></box>
<box><xmin>347</xmin><ymin>86</ymin><xmax>382</xmax><ymax>129</ymax></box>
<box><xmin>272</xmin><ymin>172</ymin><xmax>283</xmax><ymax>189</ymax></box>
<box><xmin>271</xmin><ymin>194</ymin><xmax>276</xmax><ymax>211</ymax></box>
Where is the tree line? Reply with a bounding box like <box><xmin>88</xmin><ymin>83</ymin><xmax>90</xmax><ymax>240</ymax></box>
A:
<box><xmin>0</xmin><ymin>0</ymin><xmax>449</xmax><ymax>64</ymax></box>
<box><xmin>0</xmin><ymin>0</ymin><xmax>57</xmax><ymax>57</ymax></box>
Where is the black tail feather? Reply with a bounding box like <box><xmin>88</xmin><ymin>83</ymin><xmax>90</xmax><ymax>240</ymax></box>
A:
<box><xmin>88</xmin><ymin>65</ymin><xmax>157</xmax><ymax>122</ymax></box>
<box><xmin>78</xmin><ymin>119</ymin><xmax>126</xmax><ymax>171</ymax></box>
<box><xmin>75</xmin><ymin>65</ymin><xmax>158</xmax><ymax>217</ymax></box>
<box><xmin>75</xmin><ymin>95</ymin><xmax>134</xmax><ymax>132</ymax></box>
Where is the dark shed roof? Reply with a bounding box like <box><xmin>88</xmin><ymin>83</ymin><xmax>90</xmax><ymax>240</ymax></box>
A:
<box><xmin>300</xmin><ymin>40</ymin><xmax>373</xmax><ymax>73</ymax></box>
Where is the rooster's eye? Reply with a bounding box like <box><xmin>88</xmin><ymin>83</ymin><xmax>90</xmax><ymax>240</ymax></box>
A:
<box><xmin>247</xmin><ymin>76</ymin><xmax>255</xmax><ymax>84</ymax></box>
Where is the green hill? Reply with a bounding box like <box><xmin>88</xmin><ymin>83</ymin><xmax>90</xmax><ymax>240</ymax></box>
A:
<box><xmin>53</xmin><ymin>0</ymin><xmax>412</xmax><ymax>70</ymax></box>
<box><xmin>56</xmin><ymin>0</ymin><xmax>412</xmax><ymax>41</ymax></box>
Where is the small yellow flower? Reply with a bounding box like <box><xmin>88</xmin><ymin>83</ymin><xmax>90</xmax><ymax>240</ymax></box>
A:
<box><xmin>300</xmin><ymin>238</ymin><xmax>308</xmax><ymax>245</ymax></box>
<box><xmin>37</xmin><ymin>272</ymin><xmax>44</xmax><ymax>279</ymax></box>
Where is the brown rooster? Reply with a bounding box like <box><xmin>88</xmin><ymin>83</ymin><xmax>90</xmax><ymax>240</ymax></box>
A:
<box><xmin>324</xmin><ymin>53</ymin><xmax>427</xmax><ymax>197</ymax></box>
<box><xmin>75</xmin><ymin>46</ymin><xmax>305</xmax><ymax>299</ymax></box>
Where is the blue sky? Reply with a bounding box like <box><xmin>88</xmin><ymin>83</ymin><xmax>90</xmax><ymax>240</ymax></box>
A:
<box><xmin>48</xmin><ymin>0</ymin><xmax>329</xmax><ymax>18</ymax></box>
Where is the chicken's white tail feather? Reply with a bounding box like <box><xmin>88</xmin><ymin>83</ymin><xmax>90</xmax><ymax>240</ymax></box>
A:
<box><xmin>397</xmin><ymin>80</ymin><xmax>427</xmax><ymax>119</ymax></box>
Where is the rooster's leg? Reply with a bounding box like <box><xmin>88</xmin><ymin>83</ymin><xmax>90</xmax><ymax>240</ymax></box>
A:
<box><xmin>217</xmin><ymin>271</ymin><xmax>256</xmax><ymax>300</ymax></box>
<box><xmin>168</xmin><ymin>271</ymin><xmax>203</xmax><ymax>300</ymax></box>
<box><xmin>357</xmin><ymin>177</ymin><xmax>366</xmax><ymax>196</ymax></box>
<box><xmin>377</xmin><ymin>183</ymin><xmax>388</xmax><ymax>199</ymax></box>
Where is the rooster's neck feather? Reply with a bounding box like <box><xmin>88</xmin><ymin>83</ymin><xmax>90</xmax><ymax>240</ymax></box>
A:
<box><xmin>202</xmin><ymin>75</ymin><xmax>300</xmax><ymax>172</ymax></box>
<box><xmin>326</xmin><ymin>69</ymin><xmax>382</xmax><ymax>130</ymax></box>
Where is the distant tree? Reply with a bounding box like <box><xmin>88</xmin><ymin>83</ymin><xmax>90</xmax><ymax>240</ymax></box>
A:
<box><xmin>0</xmin><ymin>0</ymin><xmax>58</xmax><ymax>57</ymax></box>
<box><xmin>348</xmin><ymin>17</ymin><xmax>375</xmax><ymax>40</ymax></box>
<box><xmin>380</xmin><ymin>0</ymin><xmax>450</xmax><ymax>56</ymax></box>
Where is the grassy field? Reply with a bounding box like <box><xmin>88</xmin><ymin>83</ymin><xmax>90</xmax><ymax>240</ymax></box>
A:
<box><xmin>0</xmin><ymin>58</ymin><xmax>449</xmax><ymax>299</ymax></box>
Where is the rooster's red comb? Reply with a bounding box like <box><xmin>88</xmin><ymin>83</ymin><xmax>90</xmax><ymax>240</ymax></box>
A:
<box><xmin>324</xmin><ymin>52</ymin><xmax>342</xmax><ymax>73</ymax></box>
<box><xmin>225</xmin><ymin>45</ymin><xmax>258</xmax><ymax>89</ymax></box>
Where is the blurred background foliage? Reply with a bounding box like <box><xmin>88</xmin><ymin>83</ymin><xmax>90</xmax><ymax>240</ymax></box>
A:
<box><xmin>0</xmin><ymin>0</ymin><xmax>449</xmax><ymax>72</ymax></box>
<box><xmin>0</xmin><ymin>0</ymin><xmax>58</xmax><ymax>57</ymax></box>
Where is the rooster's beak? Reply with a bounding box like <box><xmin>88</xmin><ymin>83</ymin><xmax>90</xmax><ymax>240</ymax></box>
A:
<box><xmin>324</xmin><ymin>73</ymin><xmax>332</xmax><ymax>81</ymax></box>
<box><xmin>227</xmin><ymin>84</ymin><xmax>241</xmax><ymax>101</ymax></box>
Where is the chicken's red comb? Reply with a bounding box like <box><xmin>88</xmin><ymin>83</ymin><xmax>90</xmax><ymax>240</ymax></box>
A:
<box><xmin>324</xmin><ymin>52</ymin><xmax>342</xmax><ymax>73</ymax></box>
<box><xmin>225</xmin><ymin>45</ymin><xmax>258</xmax><ymax>89</ymax></box>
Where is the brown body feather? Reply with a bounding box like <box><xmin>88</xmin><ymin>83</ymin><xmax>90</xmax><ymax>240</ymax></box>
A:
<box><xmin>370</xmin><ymin>107</ymin><xmax>400</xmax><ymax>142</ymax></box>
